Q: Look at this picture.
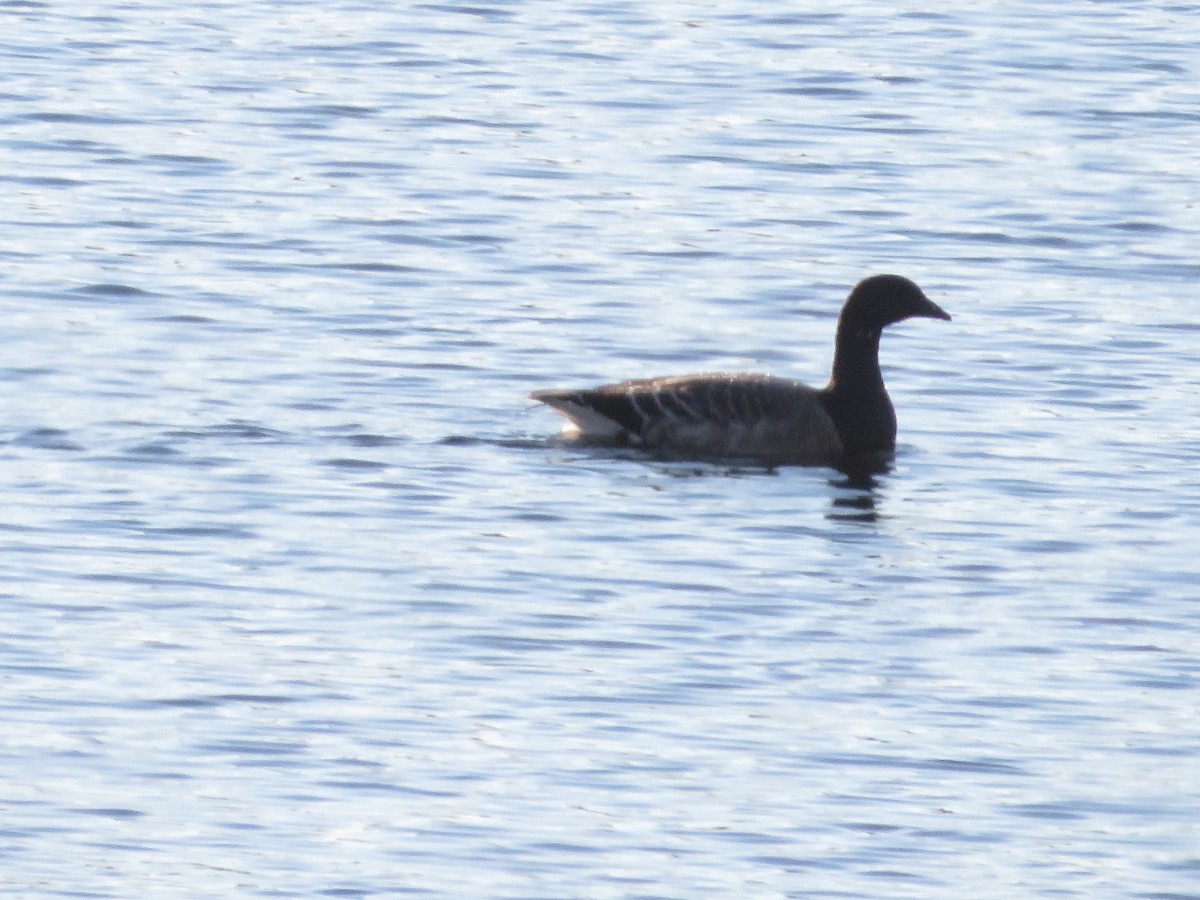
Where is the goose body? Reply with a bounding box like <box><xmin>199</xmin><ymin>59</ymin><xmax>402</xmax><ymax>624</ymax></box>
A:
<box><xmin>532</xmin><ymin>274</ymin><xmax>950</xmax><ymax>468</ymax></box>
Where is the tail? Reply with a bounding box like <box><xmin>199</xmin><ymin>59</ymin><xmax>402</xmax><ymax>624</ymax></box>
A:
<box><xmin>530</xmin><ymin>390</ymin><xmax>628</xmax><ymax>438</ymax></box>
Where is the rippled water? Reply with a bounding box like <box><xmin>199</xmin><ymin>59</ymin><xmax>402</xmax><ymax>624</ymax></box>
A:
<box><xmin>3</xmin><ymin>3</ymin><xmax>1200</xmax><ymax>897</ymax></box>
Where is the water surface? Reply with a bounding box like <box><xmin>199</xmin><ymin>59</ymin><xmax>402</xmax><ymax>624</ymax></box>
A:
<box><xmin>2</xmin><ymin>3</ymin><xmax>1199</xmax><ymax>897</ymax></box>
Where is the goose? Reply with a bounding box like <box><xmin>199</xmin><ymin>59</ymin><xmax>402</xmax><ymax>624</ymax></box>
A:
<box><xmin>530</xmin><ymin>274</ymin><xmax>950</xmax><ymax>469</ymax></box>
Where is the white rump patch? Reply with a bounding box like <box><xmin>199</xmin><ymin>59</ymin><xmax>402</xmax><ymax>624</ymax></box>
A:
<box><xmin>542</xmin><ymin>399</ymin><xmax>627</xmax><ymax>439</ymax></box>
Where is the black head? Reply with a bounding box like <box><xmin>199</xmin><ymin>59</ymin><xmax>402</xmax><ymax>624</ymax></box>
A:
<box><xmin>839</xmin><ymin>274</ymin><xmax>950</xmax><ymax>331</ymax></box>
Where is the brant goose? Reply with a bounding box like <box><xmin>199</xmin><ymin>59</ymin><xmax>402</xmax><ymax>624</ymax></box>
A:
<box><xmin>531</xmin><ymin>274</ymin><xmax>950</xmax><ymax>468</ymax></box>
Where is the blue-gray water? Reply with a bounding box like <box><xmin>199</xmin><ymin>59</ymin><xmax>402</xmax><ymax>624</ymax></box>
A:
<box><xmin>3</xmin><ymin>3</ymin><xmax>1199</xmax><ymax>898</ymax></box>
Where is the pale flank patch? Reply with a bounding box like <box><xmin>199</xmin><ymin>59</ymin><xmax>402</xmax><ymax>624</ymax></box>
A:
<box><xmin>542</xmin><ymin>398</ymin><xmax>627</xmax><ymax>439</ymax></box>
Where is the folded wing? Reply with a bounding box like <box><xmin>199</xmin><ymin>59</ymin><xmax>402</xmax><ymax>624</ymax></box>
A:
<box><xmin>532</xmin><ymin>373</ymin><xmax>844</xmax><ymax>465</ymax></box>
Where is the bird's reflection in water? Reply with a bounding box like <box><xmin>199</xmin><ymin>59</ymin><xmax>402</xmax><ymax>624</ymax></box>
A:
<box><xmin>827</xmin><ymin>468</ymin><xmax>885</xmax><ymax>524</ymax></box>
<box><xmin>497</xmin><ymin>432</ymin><xmax>892</xmax><ymax>523</ymax></box>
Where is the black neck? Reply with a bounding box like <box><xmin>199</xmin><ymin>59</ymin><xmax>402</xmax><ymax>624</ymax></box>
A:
<box><xmin>822</xmin><ymin>323</ymin><xmax>897</xmax><ymax>456</ymax></box>
<box><xmin>829</xmin><ymin>323</ymin><xmax>884</xmax><ymax>393</ymax></box>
